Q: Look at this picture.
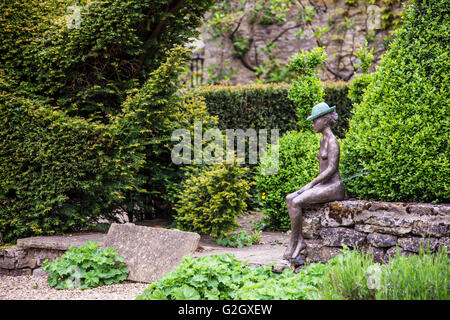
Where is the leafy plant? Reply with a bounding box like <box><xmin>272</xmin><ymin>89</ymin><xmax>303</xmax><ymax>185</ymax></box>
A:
<box><xmin>287</xmin><ymin>47</ymin><xmax>327</xmax><ymax>131</ymax></box>
<box><xmin>174</xmin><ymin>163</ymin><xmax>253</xmax><ymax>239</ymax></box>
<box><xmin>42</xmin><ymin>241</ymin><xmax>129</xmax><ymax>290</ymax></box>
<box><xmin>136</xmin><ymin>254</ymin><xmax>324</xmax><ymax>300</ymax></box>
<box><xmin>216</xmin><ymin>229</ymin><xmax>260</xmax><ymax>248</ymax></box>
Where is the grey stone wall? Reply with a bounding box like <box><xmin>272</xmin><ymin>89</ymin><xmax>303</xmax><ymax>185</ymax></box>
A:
<box><xmin>200</xmin><ymin>0</ymin><xmax>404</xmax><ymax>84</ymax></box>
<box><xmin>0</xmin><ymin>247</ymin><xmax>64</xmax><ymax>276</ymax></box>
<box><xmin>302</xmin><ymin>200</ymin><xmax>449</xmax><ymax>264</ymax></box>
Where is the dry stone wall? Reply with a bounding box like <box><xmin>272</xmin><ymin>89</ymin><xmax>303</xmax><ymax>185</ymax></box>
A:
<box><xmin>302</xmin><ymin>200</ymin><xmax>449</xmax><ymax>264</ymax></box>
<box><xmin>200</xmin><ymin>0</ymin><xmax>404</xmax><ymax>83</ymax></box>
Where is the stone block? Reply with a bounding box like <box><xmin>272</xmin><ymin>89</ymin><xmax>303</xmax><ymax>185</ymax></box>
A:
<box><xmin>321</xmin><ymin>206</ymin><xmax>354</xmax><ymax>227</ymax></box>
<box><xmin>366</xmin><ymin>232</ymin><xmax>397</xmax><ymax>248</ymax></box>
<box><xmin>319</xmin><ymin>227</ymin><xmax>366</xmax><ymax>248</ymax></box>
<box><xmin>104</xmin><ymin>223</ymin><xmax>200</xmax><ymax>283</ymax></box>
<box><xmin>397</xmin><ymin>237</ymin><xmax>440</xmax><ymax>253</ymax></box>
<box><xmin>305</xmin><ymin>240</ymin><xmax>342</xmax><ymax>264</ymax></box>
<box><xmin>411</xmin><ymin>220</ymin><xmax>448</xmax><ymax>237</ymax></box>
<box><xmin>354</xmin><ymin>224</ymin><xmax>411</xmax><ymax>236</ymax></box>
<box><xmin>0</xmin><ymin>256</ymin><xmax>16</xmax><ymax>269</ymax></box>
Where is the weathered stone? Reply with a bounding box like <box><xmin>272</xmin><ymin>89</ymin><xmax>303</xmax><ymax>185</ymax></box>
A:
<box><xmin>364</xmin><ymin>246</ymin><xmax>386</xmax><ymax>264</ymax></box>
<box><xmin>32</xmin><ymin>267</ymin><xmax>50</xmax><ymax>277</ymax></box>
<box><xmin>321</xmin><ymin>206</ymin><xmax>354</xmax><ymax>227</ymax></box>
<box><xmin>367</xmin><ymin>232</ymin><xmax>397</xmax><ymax>248</ymax></box>
<box><xmin>8</xmin><ymin>268</ymin><xmax>32</xmax><ymax>276</ymax></box>
<box><xmin>411</xmin><ymin>220</ymin><xmax>448</xmax><ymax>237</ymax></box>
<box><xmin>302</xmin><ymin>211</ymin><xmax>321</xmax><ymax>239</ymax></box>
<box><xmin>355</xmin><ymin>224</ymin><xmax>411</xmax><ymax>236</ymax></box>
<box><xmin>319</xmin><ymin>227</ymin><xmax>366</xmax><ymax>248</ymax></box>
<box><xmin>271</xmin><ymin>260</ymin><xmax>291</xmax><ymax>274</ymax></box>
<box><xmin>397</xmin><ymin>237</ymin><xmax>440</xmax><ymax>253</ymax></box>
<box><xmin>17</xmin><ymin>233</ymin><xmax>105</xmax><ymax>251</ymax></box>
<box><xmin>0</xmin><ymin>256</ymin><xmax>16</xmax><ymax>269</ymax></box>
<box><xmin>406</xmin><ymin>203</ymin><xmax>450</xmax><ymax>216</ymax></box>
<box><xmin>16</xmin><ymin>256</ymin><xmax>37</xmax><ymax>269</ymax></box>
<box><xmin>384</xmin><ymin>246</ymin><xmax>414</xmax><ymax>263</ymax></box>
<box><xmin>104</xmin><ymin>223</ymin><xmax>200</xmax><ymax>283</ymax></box>
<box><xmin>305</xmin><ymin>240</ymin><xmax>342</xmax><ymax>263</ymax></box>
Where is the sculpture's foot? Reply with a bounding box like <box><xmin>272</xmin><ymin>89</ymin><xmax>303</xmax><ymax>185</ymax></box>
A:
<box><xmin>289</xmin><ymin>255</ymin><xmax>306</xmax><ymax>267</ymax></box>
<box><xmin>283</xmin><ymin>245</ymin><xmax>295</xmax><ymax>260</ymax></box>
<box><xmin>292</xmin><ymin>239</ymin><xmax>307</xmax><ymax>259</ymax></box>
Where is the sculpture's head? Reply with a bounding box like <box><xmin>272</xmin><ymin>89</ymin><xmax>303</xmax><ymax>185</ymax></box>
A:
<box><xmin>307</xmin><ymin>102</ymin><xmax>338</xmax><ymax>133</ymax></box>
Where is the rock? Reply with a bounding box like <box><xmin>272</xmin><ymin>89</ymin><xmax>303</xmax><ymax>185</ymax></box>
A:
<box><xmin>384</xmin><ymin>246</ymin><xmax>414</xmax><ymax>263</ymax></box>
<box><xmin>397</xmin><ymin>237</ymin><xmax>440</xmax><ymax>253</ymax></box>
<box><xmin>364</xmin><ymin>246</ymin><xmax>386</xmax><ymax>264</ymax></box>
<box><xmin>271</xmin><ymin>260</ymin><xmax>291</xmax><ymax>274</ymax></box>
<box><xmin>104</xmin><ymin>223</ymin><xmax>200</xmax><ymax>283</ymax></box>
<box><xmin>302</xmin><ymin>211</ymin><xmax>321</xmax><ymax>239</ymax></box>
<box><xmin>305</xmin><ymin>241</ymin><xmax>342</xmax><ymax>263</ymax></box>
<box><xmin>366</xmin><ymin>232</ymin><xmax>397</xmax><ymax>248</ymax></box>
<box><xmin>32</xmin><ymin>267</ymin><xmax>50</xmax><ymax>277</ymax></box>
<box><xmin>321</xmin><ymin>206</ymin><xmax>354</xmax><ymax>227</ymax></box>
<box><xmin>406</xmin><ymin>203</ymin><xmax>450</xmax><ymax>216</ymax></box>
<box><xmin>411</xmin><ymin>220</ymin><xmax>448</xmax><ymax>237</ymax></box>
<box><xmin>319</xmin><ymin>227</ymin><xmax>366</xmax><ymax>248</ymax></box>
<box><xmin>355</xmin><ymin>224</ymin><xmax>411</xmax><ymax>236</ymax></box>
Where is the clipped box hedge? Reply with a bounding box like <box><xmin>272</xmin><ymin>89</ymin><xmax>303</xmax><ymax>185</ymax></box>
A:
<box><xmin>193</xmin><ymin>81</ymin><xmax>352</xmax><ymax>138</ymax></box>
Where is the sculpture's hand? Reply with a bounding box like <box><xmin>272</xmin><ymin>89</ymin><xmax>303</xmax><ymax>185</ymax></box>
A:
<box><xmin>297</xmin><ymin>182</ymin><xmax>314</xmax><ymax>195</ymax></box>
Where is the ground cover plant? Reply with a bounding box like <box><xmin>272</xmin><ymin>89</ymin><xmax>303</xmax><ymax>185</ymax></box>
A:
<box><xmin>136</xmin><ymin>245</ymin><xmax>449</xmax><ymax>300</ymax></box>
<box><xmin>42</xmin><ymin>241</ymin><xmax>129</xmax><ymax>290</ymax></box>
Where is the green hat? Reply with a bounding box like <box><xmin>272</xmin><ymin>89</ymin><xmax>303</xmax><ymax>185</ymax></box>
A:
<box><xmin>307</xmin><ymin>102</ymin><xmax>336</xmax><ymax>121</ymax></box>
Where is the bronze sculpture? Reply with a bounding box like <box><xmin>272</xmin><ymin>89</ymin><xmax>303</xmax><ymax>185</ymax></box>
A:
<box><xmin>283</xmin><ymin>102</ymin><xmax>345</xmax><ymax>262</ymax></box>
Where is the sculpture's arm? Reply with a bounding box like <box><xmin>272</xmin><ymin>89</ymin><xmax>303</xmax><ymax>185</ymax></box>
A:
<box><xmin>297</xmin><ymin>139</ymin><xmax>340</xmax><ymax>194</ymax></box>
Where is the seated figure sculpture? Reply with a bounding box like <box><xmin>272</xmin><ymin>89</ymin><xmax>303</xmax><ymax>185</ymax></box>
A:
<box><xmin>284</xmin><ymin>102</ymin><xmax>345</xmax><ymax>261</ymax></box>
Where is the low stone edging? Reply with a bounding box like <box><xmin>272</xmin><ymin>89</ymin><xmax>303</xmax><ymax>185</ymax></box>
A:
<box><xmin>302</xmin><ymin>200</ymin><xmax>449</xmax><ymax>264</ymax></box>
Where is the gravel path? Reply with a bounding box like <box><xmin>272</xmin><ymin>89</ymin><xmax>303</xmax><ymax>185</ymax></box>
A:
<box><xmin>0</xmin><ymin>275</ymin><xmax>148</xmax><ymax>300</ymax></box>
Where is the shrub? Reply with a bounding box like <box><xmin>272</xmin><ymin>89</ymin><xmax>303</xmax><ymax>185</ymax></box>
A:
<box><xmin>194</xmin><ymin>81</ymin><xmax>352</xmax><ymax>138</ymax></box>
<box><xmin>42</xmin><ymin>241</ymin><xmax>129</xmax><ymax>289</ymax></box>
<box><xmin>1</xmin><ymin>0</ymin><xmax>214</xmax><ymax>117</ymax></box>
<box><xmin>348</xmin><ymin>41</ymin><xmax>376</xmax><ymax>106</ymax></box>
<box><xmin>174</xmin><ymin>163</ymin><xmax>253</xmax><ymax>238</ymax></box>
<box><xmin>342</xmin><ymin>0</ymin><xmax>450</xmax><ymax>203</ymax></box>
<box><xmin>256</xmin><ymin>131</ymin><xmax>320</xmax><ymax>231</ymax></box>
<box><xmin>0</xmin><ymin>95</ymin><xmax>142</xmax><ymax>242</ymax></box>
<box><xmin>287</xmin><ymin>47</ymin><xmax>327</xmax><ymax>131</ymax></box>
<box><xmin>136</xmin><ymin>254</ymin><xmax>324</xmax><ymax>300</ymax></box>
<box><xmin>115</xmin><ymin>45</ymin><xmax>218</xmax><ymax>221</ymax></box>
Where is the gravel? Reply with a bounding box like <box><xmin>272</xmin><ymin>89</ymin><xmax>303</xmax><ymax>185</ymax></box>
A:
<box><xmin>0</xmin><ymin>275</ymin><xmax>148</xmax><ymax>300</ymax></box>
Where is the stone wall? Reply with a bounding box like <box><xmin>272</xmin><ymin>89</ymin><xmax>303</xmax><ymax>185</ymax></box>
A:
<box><xmin>199</xmin><ymin>0</ymin><xmax>404</xmax><ymax>84</ymax></box>
<box><xmin>0</xmin><ymin>247</ymin><xmax>64</xmax><ymax>276</ymax></box>
<box><xmin>302</xmin><ymin>200</ymin><xmax>449</xmax><ymax>264</ymax></box>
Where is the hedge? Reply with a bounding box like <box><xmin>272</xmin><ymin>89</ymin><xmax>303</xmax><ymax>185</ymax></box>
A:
<box><xmin>341</xmin><ymin>0</ymin><xmax>449</xmax><ymax>203</ymax></box>
<box><xmin>193</xmin><ymin>81</ymin><xmax>352</xmax><ymax>138</ymax></box>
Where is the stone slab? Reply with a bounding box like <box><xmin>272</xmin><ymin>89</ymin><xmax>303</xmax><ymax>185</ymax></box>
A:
<box><xmin>17</xmin><ymin>233</ymin><xmax>105</xmax><ymax>251</ymax></box>
<box><xmin>104</xmin><ymin>223</ymin><xmax>200</xmax><ymax>283</ymax></box>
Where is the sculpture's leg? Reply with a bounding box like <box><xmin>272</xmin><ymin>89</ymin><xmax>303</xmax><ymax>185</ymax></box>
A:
<box><xmin>283</xmin><ymin>192</ymin><xmax>304</xmax><ymax>260</ymax></box>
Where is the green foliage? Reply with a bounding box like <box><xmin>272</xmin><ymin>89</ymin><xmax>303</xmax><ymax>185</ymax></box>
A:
<box><xmin>174</xmin><ymin>163</ymin><xmax>253</xmax><ymax>239</ymax></box>
<box><xmin>116</xmin><ymin>45</ymin><xmax>217</xmax><ymax>221</ymax></box>
<box><xmin>136</xmin><ymin>254</ymin><xmax>324</xmax><ymax>300</ymax></box>
<box><xmin>42</xmin><ymin>241</ymin><xmax>129</xmax><ymax>290</ymax></box>
<box><xmin>320</xmin><ymin>246</ymin><xmax>377</xmax><ymax>300</ymax></box>
<box><xmin>287</xmin><ymin>47</ymin><xmax>327</xmax><ymax>131</ymax></box>
<box><xmin>0</xmin><ymin>94</ymin><xmax>142</xmax><ymax>242</ymax></box>
<box><xmin>348</xmin><ymin>41</ymin><xmax>376</xmax><ymax>105</ymax></box>
<box><xmin>249</xmin><ymin>0</ymin><xmax>295</xmax><ymax>25</ymax></box>
<box><xmin>319</xmin><ymin>245</ymin><xmax>449</xmax><ymax>300</ymax></box>
<box><xmin>342</xmin><ymin>0</ymin><xmax>450</xmax><ymax>203</ymax></box>
<box><xmin>194</xmin><ymin>81</ymin><xmax>353</xmax><ymax>138</ymax></box>
<box><xmin>376</xmin><ymin>246</ymin><xmax>449</xmax><ymax>300</ymax></box>
<box><xmin>216</xmin><ymin>229</ymin><xmax>260</xmax><ymax>248</ymax></box>
<box><xmin>1</xmin><ymin>0</ymin><xmax>214</xmax><ymax>118</ymax></box>
<box><xmin>256</xmin><ymin>131</ymin><xmax>320</xmax><ymax>230</ymax></box>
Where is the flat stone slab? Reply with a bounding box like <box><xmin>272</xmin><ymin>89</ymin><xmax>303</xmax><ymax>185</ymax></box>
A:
<box><xmin>104</xmin><ymin>223</ymin><xmax>200</xmax><ymax>283</ymax></box>
<box><xmin>17</xmin><ymin>232</ymin><xmax>105</xmax><ymax>251</ymax></box>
